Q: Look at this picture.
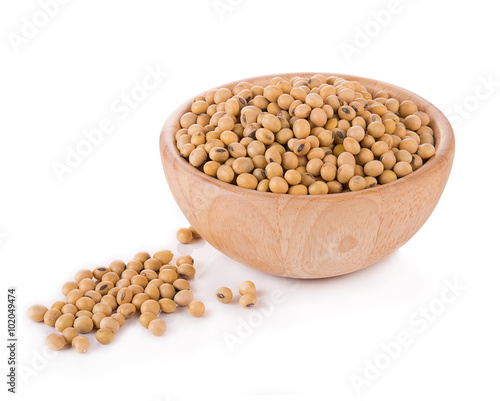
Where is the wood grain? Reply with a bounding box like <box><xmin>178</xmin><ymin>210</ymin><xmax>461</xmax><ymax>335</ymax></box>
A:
<box><xmin>159</xmin><ymin>73</ymin><xmax>455</xmax><ymax>278</ymax></box>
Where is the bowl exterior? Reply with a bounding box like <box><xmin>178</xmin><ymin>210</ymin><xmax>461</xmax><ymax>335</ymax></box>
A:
<box><xmin>160</xmin><ymin>73</ymin><xmax>454</xmax><ymax>278</ymax></box>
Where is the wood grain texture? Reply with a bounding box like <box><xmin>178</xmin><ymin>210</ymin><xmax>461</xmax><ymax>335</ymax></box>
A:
<box><xmin>159</xmin><ymin>73</ymin><xmax>455</xmax><ymax>278</ymax></box>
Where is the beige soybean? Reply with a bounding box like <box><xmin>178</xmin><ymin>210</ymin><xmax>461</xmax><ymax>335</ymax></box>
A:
<box><xmin>153</xmin><ymin>250</ymin><xmax>174</xmax><ymax>265</ymax></box>
<box><xmin>337</xmin><ymin>164</ymin><xmax>355</xmax><ymax>184</ymax></box>
<box><xmin>44</xmin><ymin>309</ymin><xmax>62</xmax><ymax>327</ymax></box>
<box><xmin>66</xmin><ymin>289</ymin><xmax>84</xmax><ymax>305</ymax></box>
<box><xmin>76</xmin><ymin>297</ymin><xmax>95</xmax><ymax>312</ymax></box>
<box><xmin>51</xmin><ymin>301</ymin><xmax>66</xmax><ymax>310</ymax></box>
<box><xmin>62</xmin><ymin>327</ymin><xmax>79</xmax><ymax>344</ymax></box>
<box><xmin>117</xmin><ymin>288</ymin><xmax>133</xmax><ymax>305</ymax></box>
<box><xmin>269</xmin><ymin>177</ymin><xmax>289</xmax><ymax>194</ymax></box>
<box><xmin>132</xmin><ymin>293</ymin><xmax>150</xmax><ymax>310</ymax></box>
<box><xmin>145</xmin><ymin>285</ymin><xmax>160</xmax><ymax>301</ymax></box>
<box><xmin>27</xmin><ymin>305</ymin><xmax>48</xmax><ymax>322</ymax></box>
<box><xmin>74</xmin><ymin>269</ymin><xmax>93</xmax><ymax>283</ymax></box>
<box><xmin>126</xmin><ymin>281</ymin><xmax>144</xmax><ymax>293</ymax></box>
<box><xmin>188</xmin><ymin>301</ymin><xmax>205</xmax><ymax>317</ymax></box>
<box><xmin>50</xmin><ymin>301</ymin><xmax>64</xmax><ymax>311</ymax></box>
<box><xmin>393</xmin><ymin>162</ymin><xmax>413</xmax><ymax>177</ymax></box>
<box><xmin>141</xmin><ymin>300</ymin><xmax>160</xmax><ymax>315</ymax></box>
<box><xmin>140</xmin><ymin>312</ymin><xmax>157</xmax><ymax>328</ymax></box>
<box><xmin>93</xmin><ymin>267</ymin><xmax>109</xmax><ymax>281</ymax></box>
<box><xmin>159</xmin><ymin>298</ymin><xmax>177</xmax><ymax>313</ymax></box>
<box><xmin>178</xmin><ymin>264</ymin><xmax>196</xmax><ymax>280</ymax></box>
<box><xmin>239</xmin><ymin>294</ymin><xmax>257</xmax><ymax>308</ymax></box>
<box><xmin>148</xmin><ymin>278</ymin><xmax>164</xmax><ymax>288</ymax></box>
<box><xmin>309</xmin><ymin>181</ymin><xmax>329</xmax><ymax>195</ymax></box>
<box><xmin>128</xmin><ymin>284</ymin><xmax>144</xmax><ymax>295</ymax></box>
<box><xmin>95</xmin><ymin>281</ymin><xmax>114</xmax><ymax>295</ymax></box>
<box><xmin>109</xmin><ymin>260</ymin><xmax>126</xmax><ymax>276</ymax></box>
<box><xmin>349</xmin><ymin>176</ymin><xmax>367</xmax><ymax>191</ymax></box>
<box><xmin>173</xmin><ymin>279</ymin><xmax>190</xmax><ymax>291</ymax></box>
<box><xmin>159</xmin><ymin>283</ymin><xmax>176</xmax><ymax>299</ymax></box>
<box><xmin>411</xmin><ymin>154</ymin><xmax>423</xmax><ymax>170</ymax></box>
<box><xmin>72</xmin><ymin>336</ymin><xmax>90</xmax><ymax>353</ymax></box>
<box><xmin>76</xmin><ymin>310</ymin><xmax>93</xmax><ymax>319</ymax></box>
<box><xmin>55</xmin><ymin>313</ymin><xmax>75</xmax><ymax>332</ymax></box>
<box><xmin>159</xmin><ymin>269</ymin><xmax>178</xmax><ymax>284</ymax></box>
<box><xmin>93</xmin><ymin>302</ymin><xmax>112</xmax><ymax>317</ymax></box>
<box><xmin>117</xmin><ymin>303</ymin><xmax>136</xmax><ymax>319</ymax></box>
<box><xmin>74</xmin><ymin>316</ymin><xmax>93</xmax><ymax>334</ymax></box>
<box><xmin>148</xmin><ymin>319</ymin><xmax>167</xmax><ymax>336</ymax></box>
<box><xmin>111</xmin><ymin>313</ymin><xmax>125</xmax><ymax>327</ymax></box>
<box><xmin>122</xmin><ymin>270</ymin><xmax>138</xmax><ymax>281</ymax></box>
<box><xmin>96</xmin><ymin>328</ymin><xmax>114</xmax><ymax>345</ymax></box>
<box><xmin>176</xmin><ymin>228</ymin><xmax>193</xmax><ymax>244</ymax></box>
<box><xmin>92</xmin><ymin>312</ymin><xmax>106</xmax><ymax>329</ymax></box>
<box><xmin>176</xmin><ymin>255</ymin><xmax>194</xmax><ymax>266</ymax></box>
<box><xmin>101</xmin><ymin>294</ymin><xmax>118</xmax><ymax>310</ymax></box>
<box><xmin>134</xmin><ymin>252</ymin><xmax>151</xmax><ymax>263</ymax></box>
<box><xmin>62</xmin><ymin>282</ymin><xmax>79</xmax><ymax>296</ymax></box>
<box><xmin>131</xmin><ymin>275</ymin><xmax>148</xmax><ymax>288</ymax></box>
<box><xmin>127</xmin><ymin>260</ymin><xmax>143</xmax><ymax>273</ymax></box>
<box><xmin>46</xmin><ymin>333</ymin><xmax>66</xmax><ymax>351</ymax></box>
<box><xmin>216</xmin><ymin>287</ymin><xmax>233</xmax><ymax>303</ymax></box>
<box><xmin>237</xmin><ymin>173</ymin><xmax>258</xmax><ymax>189</ymax></box>
<box><xmin>84</xmin><ymin>290</ymin><xmax>102</xmax><ymax>304</ymax></box>
<box><xmin>364</xmin><ymin>160</ymin><xmax>384</xmax><ymax>177</ymax></box>
<box><xmin>50</xmin><ymin>300</ymin><xmax>67</xmax><ymax>314</ymax></box>
<box><xmin>144</xmin><ymin>258</ymin><xmax>162</xmax><ymax>271</ymax></box>
<box><xmin>174</xmin><ymin>290</ymin><xmax>194</xmax><ymax>307</ymax></box>
<box><xmin>100</xmin><ymin>317</ymin><xmax>120</xmax><ymax>334</ymax></box>
<box><xmin>141</xmin><ymin>269</ymin><xmax>158</xmax><ymax>281</ymax></box>
<box><xmin>378</xmin><ymin>170</ymin><xmax>398</xmax><ymax>184</ymax></box>
<box><xmin>239</xmin><ymin>281</ymin><xmax>256</xmax><ymax>295</ymax></box>
<box><xmin>418</xmin><ymin>143</ymin><xmax>436</xmax><ymax>159</ymax></box>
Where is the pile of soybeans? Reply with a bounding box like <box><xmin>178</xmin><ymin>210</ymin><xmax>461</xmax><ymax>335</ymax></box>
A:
<box><xmin>176</xmin><ymin>74</ymin><xmax>436</xmax><ymax>194</ymax></box>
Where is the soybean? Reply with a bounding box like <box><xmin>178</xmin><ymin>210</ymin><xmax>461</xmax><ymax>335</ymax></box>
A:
<box><xmin>188</xmin><ymin>301</ymin><xmax>205</xmax><ymax>317</ymax></box>
<box><xmin>239</xmin><ymin>281</ymin><xmax>256</xmax><ymax>295</ymax></box>
<box><xmin>176</xmin><ymin>255</ymin><xmax>194</xmax><ymax>267</ymax></box>
<box><xmin>174</xmin><ymin>290</ymin><xmax>193</xmax><ymax>307</ymax></box>
<box><xmin>96</xmin><ymin>328</ymin><xmax>114</xmax><ymax>345</ymax></box>
<box><xmin>176</xmin><ymin>228</ymin><xmax>193</xmax><ymax>244</ymax></box>
<box><xmin>44</xmin><ymin>309</ymin><xmax>62</xmax><ymax>327</ymax></box>
<box><xmin>216</xmin><ymin>287</ymin><xmax>233</xmax><ymax>303</ymax></box>
<box><xmin>72</xmin><ymin>336</ymin><xmax>90</xmax><ymax>353</ymax></box>
<box><xmin>173</xmin><ymin>279</ymin><xmax>190</xmax><ymax>291</ymax></box>
<box><xmin>141</xmin><ymin>300</ymin><xmax>160</xmax><ymax>315</ymax></box>
<box><xmin>62</xmin><ymin>327</ymin><xmax>79</xmax><ymax>344</ymax></box>
<box><xmin>55</xmin><ymin>313</ymin><xmax>75</xmax><ymax>332</ymax></box>
<box><xmin>178</xmin><ymin>264</ymin><xmax>196</xmax><ymax>280</ymax></box>
<box><xmin>100</xmin><ymin>317</ymin><xmax>120</xmax><ymax>334</ymax></box>
<box><xmin>27</xmin><ymin>305</ymin><xmax>48</xmax><ymax>322</ymax></box>
<box><xmin>74</xmin><ymin>316</ymin><xmax>93</xmax><ymax>334</ymax></box>
<box><xmin>239</xmin><ymin>294</ymin><xmax>257</xmax><ymax>308</ymax></box>
<box><xmin>148</xmin><ymin>319</ymin><xmax>166</xmax><ymax>336</ymax></box>
<box><xmin>46</xmin><ymin>333</ymin><xmax>66</xmax><ymax>351</ymax></box>
<box><xmin>159</xmin><ymin>298</ymin><xmax>177</xmax><ymax>313</ymax></box>
<box><xmin>153</xmin><ymin>250</ymin><xmax>174</xmax><ymax>265</ymax></box>
<box><xmin>140</xmin><ymin>312</ymin><xmax>157</xmax><ymax>328</ymax></box>
<box><xmin>115</xmin><ymin>303</ymin><xmax>135</xmax><ymax>319</ymax></box>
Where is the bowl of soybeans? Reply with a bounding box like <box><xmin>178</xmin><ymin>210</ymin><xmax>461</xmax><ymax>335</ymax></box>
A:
<box><xmin>160</xmin><ymin>73</ymin><xmax>454</xmax><ymax>278</ymax></box>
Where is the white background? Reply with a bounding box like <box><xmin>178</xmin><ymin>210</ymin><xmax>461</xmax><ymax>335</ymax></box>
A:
<box><xmin>1</xmin><ymin>1</ymin><xmax>499</xmax><ymax>400</ymax></box>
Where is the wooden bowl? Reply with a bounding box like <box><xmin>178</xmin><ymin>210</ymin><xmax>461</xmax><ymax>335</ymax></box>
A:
<box><xmin>160</xmin><ymin>73</ymin><xmax>454</xmax><ymax>278</ymax></box>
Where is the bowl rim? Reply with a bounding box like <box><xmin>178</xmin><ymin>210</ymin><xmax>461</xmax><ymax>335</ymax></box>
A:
<box><xmin>160</xmin><ymin>72</ymin><xmax>455</xmax><ymax>200</ymax></box>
